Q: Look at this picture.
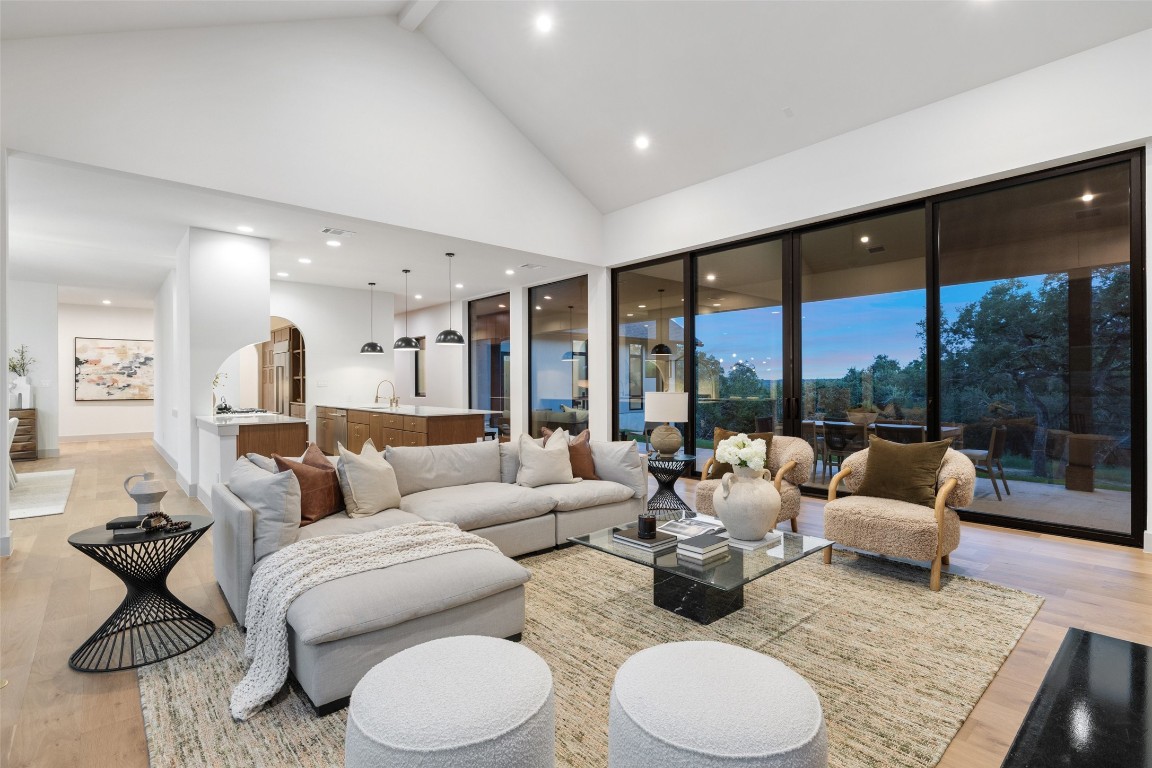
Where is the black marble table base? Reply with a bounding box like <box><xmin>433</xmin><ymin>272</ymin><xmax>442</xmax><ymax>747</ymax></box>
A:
<box><xmin>1002</xmin><ymin>627</ymin><xmax>1150</xmax><ymax>768</ymax></box>
<box><xmin>652</xmin><ymin>570</ymin><xmax>743</xmax><ymax>625</ymax></box>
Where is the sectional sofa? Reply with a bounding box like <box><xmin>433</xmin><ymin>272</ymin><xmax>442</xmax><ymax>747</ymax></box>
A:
<box><xmin>212</xmin><ymin>437</ymin><xmax>647</xmax><ymax>711</ymax></box>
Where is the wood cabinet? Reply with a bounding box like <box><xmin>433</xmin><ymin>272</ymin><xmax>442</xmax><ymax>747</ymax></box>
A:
<box><xmin>9</xmin><ymin>408</ymin><xmax>37</xmax><ymax>461</ymax></box>
<box><xmin>235</xmin><ymin>422</ymin><xmax>309</xmax><ymax>459</ymax></box>
<box><xmin>316</xmin><ymin>406</ymin><xmax>345</xmax><ymax>455</ymax></box>
<box><xmin>259</xmin><ymin>323</ymin><xmax>306</xmax><ymax>414</ymax></box>
<box><xmin>289</xmin><ymin>402</ymin><xmax>306</xmax><ymax>419</ymax></box>
<box><xmin>340</xmin><ymin>409</ymin><xmax>482</xmax><ymax>449</ymax></box>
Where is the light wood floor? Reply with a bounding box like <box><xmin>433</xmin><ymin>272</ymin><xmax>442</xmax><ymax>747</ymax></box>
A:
<box><xmin>2</xmin><ymin>439</ymin><xmax>1149</xmax><ymax>767</ymax></box>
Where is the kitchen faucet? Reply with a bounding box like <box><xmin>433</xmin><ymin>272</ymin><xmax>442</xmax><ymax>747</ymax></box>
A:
<box><xmin>375</xmin><ymin>379</ymin><xmax>400</xmax><ymax>408</ymax></box>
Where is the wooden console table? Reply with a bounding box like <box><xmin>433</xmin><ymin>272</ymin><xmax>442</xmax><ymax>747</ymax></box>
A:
<box><xmin>9</xmin><ymin>408</ymin><xmax>37</xmax><ymax>461</ymax></box>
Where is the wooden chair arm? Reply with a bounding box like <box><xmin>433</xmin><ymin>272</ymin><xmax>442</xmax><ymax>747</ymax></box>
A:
<box><xmin>934</xmin><ymin>477</ymin><xmax>959</xmax><ymax>544</ymax></box>
<box><xmin>701</xmin><ymin>457</ymin><xmax>716</xmax><ymax>480</ymax></box>
<box><xmin>826</xmin><ymin>466</ymin><xmax>852</xmax><ymax>501</ymax></box>
<box><xmin>774</xmin><ymin>459</ymin><xmax>797</xmax><ymax>493</ymax></box>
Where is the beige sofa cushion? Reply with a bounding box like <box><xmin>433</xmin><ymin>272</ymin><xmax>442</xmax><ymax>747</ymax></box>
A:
<box><xmin>516</xmin><ymin>432</ymin><xmax>578</xmax><ymax>487</ymax></box>
<box><xmin>287</xmin><ymin>548</ymin><xmax>531</xmax><ymax>645</ymax></box>
<box><xmin>400</xmin><ymin>482</ymin><xmax>556</xmax><ymax>531</ymax></box>
<box><xmin>387</xmin><ymin>440</ymin><xmax>501</xmax><ymax>496</ymax></box>
<box><xmin>294</xmin><ymin>509</ymin><xmax>421</xmax><ymax>543</ymax></box>
<box><xmin>338</xmin><ymin>439</ymin><xmax>402</xmax><ymax>517</ymax></box>
<box><xmin>535</xmin><ymin>480</ymin><xmax>635</xmax><ymax>512</ymax></box>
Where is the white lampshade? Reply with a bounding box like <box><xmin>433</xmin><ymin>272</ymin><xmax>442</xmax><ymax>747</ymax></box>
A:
<box><xmin>645</xmin><ymin>391</ymin><xmax>688</xmax><ymax>424</ymax></box>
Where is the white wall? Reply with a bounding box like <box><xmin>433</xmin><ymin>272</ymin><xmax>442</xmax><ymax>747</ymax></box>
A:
<box><xmin>153</xmin><ymin>268</ymin><xmax>180</xmax><ymax>468</ymax></box>
<box><xmin>271</xmin><ymin>280</ymin><xmax>397</xmax><ymax>428</ymax></box>
<box><xmin>392</xmin><ymin>303</ymin><xmax>465</xmax><ymax>408</ymax></box>
<box><xmin>603</xmin><ymin>29</ymin><xmax>1152</xmax><ymax>264</ymax></box>
<box><xmin>213</xmin><ymin>345</ymin><xmax>260</xmax><ymax>411</ymax></box>
<box><xmin>0</xmin><ymin>16</ymin><xmax>601</xmax><ymax>265</ymax></box>
<box><xmin>58</xmin><ymin>303</ymin><xmax>154</xmax><ymax>438</ymax></box>
<box><xmin>5</xmin><ymin>280</ymin><xmax>59</xmax><ymax>455</ymax></box>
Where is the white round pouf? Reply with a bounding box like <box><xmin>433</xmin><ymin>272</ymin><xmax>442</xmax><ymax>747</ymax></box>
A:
<box><xmin>345</xmin><ymin>635</ymin><xmax>555</xmax><ymax>768</ymax></box>
<box><xmin>608</xmin><ymin>641</ymin><xmax>827</xmax><ymax>768</ymax></box>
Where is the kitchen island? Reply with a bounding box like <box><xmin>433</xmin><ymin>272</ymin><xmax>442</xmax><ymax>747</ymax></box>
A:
<box><xmin>315</xmin><ymin>404</ymin><xmax>494</xmax><ymax>454</ymax></box>
<box><xmin>194</xmin><ymin>412</ymin><xmax>309</xmax><ymax>506</ymax></box>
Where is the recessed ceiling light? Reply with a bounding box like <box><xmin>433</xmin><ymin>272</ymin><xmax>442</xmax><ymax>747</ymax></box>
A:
<box><xmin>626</xmin><ymin>313</ymin><xmax>634</xmax><ymax>317</ymax></box>
<box><xmin>498</xmin><ymin>304</ymin><xmax>506</xmax><ymax>309</ymax></box>
<box><xmin>236</xmin><ymin>225</ymin><xmax>254</xmax><ymax>233</ymax></box>
<box><xmin>535</xmin><ymin>14</ymin><xmax>553</xmax><ymax>33</ymax></box>
<box><xmin>637</xmin><ymin>304</ymin><xmax>646</xmax><ymax>309</ymax></box>
<box><xmin>326</xmin><ymin>240</ymin><xmax>341</xmax><ymax>247</ymax></box>
<box><xmin>1081</xmin><ymin>193</ymin><xmax>1095</xmax><ymax>202</ymax></box>
<box><xmin>543</xmin><ymin>295</ymin><xmax>552</xmax><ymax>300</ymax></box>
<box><xmin>634</xmin><ymin>135</ymin><xmax>650</xmax><ymax>150</ymax></box>
<box><xmin>860</xmin><ymin>236</ymin><xmax>870</xmax><ymax>244</ymax></box>
<box><xmin>276</xmin><ymin>272</ymin><xmax>289</xmax><ymax>277</ymax></box>
<box><xmin>298</xmin><ymin>258</ymin><xmax>312</xmax><ymax>264</ymax></box>
<box><xmin>535</xmin><ymin>305</ymin><xmax>542</xmax><ymax>310</ymax></box>
<box><xmin>101</xmin><ymin>299</ymin><xmax>111</xmax><ymax>305</ymax></box>
<box><xmin>414</xmin><ymin>294</ymin><xmax>423</xmax><ymax>300</ymax></box>
<box><xmin>456</xmin><ymin>283</ymin><xmax>464</xmax><ymax>289</ymax></box>
<box><xmin>713</xmin><ymin>303</ymin><xmax>721</xmax><ymax>307</ymax></box>
<box><xmin>705</xmin><ymin>274</ymin><xmax>716</xmax><ymax>281</ymax></box>
<box><xmin>505</xmin><ymin>269</ymin><xmax>515</xmax><ymax>275</ymax></box>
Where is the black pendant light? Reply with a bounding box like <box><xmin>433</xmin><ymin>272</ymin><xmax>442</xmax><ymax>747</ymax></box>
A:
<box><xmin>360</xmin><ymin>282</ymin><xmax>385</xmax><ymax>354</ymax></box>
<box><xmin>393</xmin><ymin>269</ymin><xmax>420</xmax><ymax>352</ymax></box>
<box><xmin>435</xmin><ymin>252</ymin><xmax>465</xmax><ymax>346</ymax></box>
<box><xmin>561</xmin><ymin>305</ymin><xmax>579</xmax><ymax>362</ymax></box>
<box><xmin>650</xmin><ymin>288</ymin><xmax>672</xmax><ymax>357</ymax></box>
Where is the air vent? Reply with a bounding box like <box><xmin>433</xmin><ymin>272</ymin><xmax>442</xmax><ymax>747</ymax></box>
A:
<box><xmin>518</xmin><ymin>263</ymin><xmax>544</xmax><ymax>270</ymax></box>
<box><xmin>321</xmin><ymin>227</ymin><xmax>357</xmax><ymax>236</ymax></box>
<box><xmin>1075</xmin><ymin>209</ymin><xmax>1101</xmax><ymax>219</ymax></box>
<box><xmin>867</xmin><ymin>245</ymin><xmax>886</xmax><ymax>254</ymax></box>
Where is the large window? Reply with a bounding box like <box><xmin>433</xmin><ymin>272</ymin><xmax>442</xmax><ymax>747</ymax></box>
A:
<box><xmin>799</xmin><ymin>208</ymin><xmax>927</xmax><ymax>491</ymax></box>
<box><xmin>693</xmin><ymin>240</ymin><xmax>784</xmax><ymax>473</ymax></box>
<box><xmin>938</xmin><ymin>160</ymin><xmax>1136</xmax><ymax>536</ymax></box>
<box><xmin>529</xmin><ymin>276</ymin><xmax>588</xmax><ymax>439</ymax></box>
<box><xmin>614</xmin><ymin>261</ymin><xmax>686</xmax><ymax>450</ymax></box>
<box><xmin>469</xmin><ymin>295</ymin><xmax>509</xmax><ymax>439</ymax></box>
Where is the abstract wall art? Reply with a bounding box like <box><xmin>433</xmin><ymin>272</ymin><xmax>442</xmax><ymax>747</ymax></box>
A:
<box><xmin>75</xmin><ymin>338</ymin><xmax>155</xmax><ymax>401</ymax></box>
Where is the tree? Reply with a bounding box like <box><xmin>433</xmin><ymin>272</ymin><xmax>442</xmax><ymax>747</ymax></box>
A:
<box><xmin>720</xmin><ymin>361</ymin><xmax>764</xmax><ymax>398</ymax></box>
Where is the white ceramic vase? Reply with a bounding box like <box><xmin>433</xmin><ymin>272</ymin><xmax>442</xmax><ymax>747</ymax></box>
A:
<box><xmin>124</xmin><ymin>471</ymin><xmax>167</xmax><ymax>517</ymax></box>
<box><xmin>712</xmin><ymin>465</ymin><xmax>781</xmax><ymax>541</ymax></box>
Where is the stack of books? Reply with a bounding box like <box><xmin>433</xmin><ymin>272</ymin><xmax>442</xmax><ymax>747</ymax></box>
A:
<box><xmin>676</xmin><ymin>533</ymin><xmax>729</xmax><ymax>562</ymax></box>
<box><xmin>657</xmin><ymin>517</ymin><xmax>725</xmax><ymax>539</ymax></box>
<box><xmin>722</xmin><ymin>530</ymin><xmax>783</xmax><ymax>551</ymax></box>
<box><xmin>611</xmin><ymin>527</ymin><xmax>678</xmax><ymax>552</ymax></box>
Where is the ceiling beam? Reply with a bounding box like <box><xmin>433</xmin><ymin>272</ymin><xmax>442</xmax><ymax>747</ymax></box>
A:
<box><xmin>398</xmin><ymin>0</ymin><xmax>439</xmax><ymax>32</ymax></box>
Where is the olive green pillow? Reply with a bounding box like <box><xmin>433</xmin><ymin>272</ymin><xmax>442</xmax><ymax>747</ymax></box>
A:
<box><xmin>707</xmin><ymin>428</ymin><xmax>773</xmax><ymax>480</ymax></box>
<box><xmin>856</xmin><ymin>436</ymin><xmax>952</xmax><ymax>507</ymax></box>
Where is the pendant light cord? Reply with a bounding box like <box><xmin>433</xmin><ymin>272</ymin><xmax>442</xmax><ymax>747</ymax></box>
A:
<box><xmin>369</xmin><ymin>282</ymin><xmax>375</xmax><ymax>340</ymax></box>
<box><xmin>403</xmin><ymin>270</ymin><xmax>410</xmax><ymax>336</ymax></box>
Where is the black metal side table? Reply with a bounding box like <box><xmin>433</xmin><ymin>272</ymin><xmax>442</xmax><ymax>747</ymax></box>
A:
<box><xmin>646</xmin><ymin>454</ymin><xmax>696</xmax><ymax>520</ymax></box>
<box><xmin>67</xmin><ymin>515</ymin><xmax>214</xmax><ymax>672</ymax></box>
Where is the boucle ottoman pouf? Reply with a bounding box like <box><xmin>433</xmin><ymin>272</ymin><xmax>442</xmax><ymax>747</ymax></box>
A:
<box><xmin>608</xmin><ymin>641</ymin><xmax>827</xmax><ymax>768</ymax></box>
<box><xmin>345</xmin><ymin>635</ymin><xmax>555</xmax><ymax>768</ymax></box>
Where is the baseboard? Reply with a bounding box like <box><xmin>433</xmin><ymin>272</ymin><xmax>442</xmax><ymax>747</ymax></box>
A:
<box><xmin>59</xmin><ymin>432</ymin><xmax>152</xmax><ymax>443</ymax></box>
<box><xmin>1144</xmin><ymin>529</ymin><xmax>1151</xmax><ymax>554</ymax></box>
<box><xmin>0</xmin><ymin>534</ymin><xmax>11</xmax><ymax>558</ymax></box>
<box><xmin>153</xmin><ymin>438</ymin><xmax>178</xmax><ymax>470</ymax></box>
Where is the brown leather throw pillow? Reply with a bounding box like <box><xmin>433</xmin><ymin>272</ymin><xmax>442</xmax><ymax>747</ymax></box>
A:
<box><xmin>855</xmin><ymin>436</ymin><xmax>952</xmax><ymax>508</ymax></box>
<box><xmin>541</xmin><ymin>427</ymin><xmax>600</xmax><ymax>480</ymax></box>
<box><xmin>273</xmin><ymin>445</ymin><xmax>343</xmax><ymax>525</ymax></box>
<box><xmin>708</xmin><ymin>427</ymin><xmax>774</xmax><ymax>480</ymax></box>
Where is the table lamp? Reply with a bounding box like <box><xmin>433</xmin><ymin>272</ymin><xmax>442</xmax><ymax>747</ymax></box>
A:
<box><xmin>645</xmin><ymin>392</ymin><xmax>689</xmax><ymax>457</ymax></box>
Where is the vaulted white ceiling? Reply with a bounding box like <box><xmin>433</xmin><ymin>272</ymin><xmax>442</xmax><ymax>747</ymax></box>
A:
<box><xmin>4</xmin><ymin>0</ymin><xmax>1151</xmax><ymax>305</ymax></box>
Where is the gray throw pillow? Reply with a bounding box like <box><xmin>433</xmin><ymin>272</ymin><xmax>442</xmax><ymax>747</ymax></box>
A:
<box><xmin>228</xmin><ymin>456</ymin><xmax>302</xmax><ymax>562</ymax></box>
<box><xmin>516</xmin><ymin>432</ymin><xmax>579</xmax><ymax>488</ymax></box>
<box><xmin>337</xmin><ymin>439</ymin><xmax>402</xmax><ymax>517</ymax></box>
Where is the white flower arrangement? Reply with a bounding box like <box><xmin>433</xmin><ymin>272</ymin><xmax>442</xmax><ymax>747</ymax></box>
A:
<box><xmin>714</xmin><ymin>433</ymin><xmax>767</xmax><ymax>472</ymax></box>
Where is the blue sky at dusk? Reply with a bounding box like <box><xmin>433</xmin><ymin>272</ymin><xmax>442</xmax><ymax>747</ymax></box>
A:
<box><xmin>690</xmin><ymin>276</ymin><xmax>1047</xmax><ymax>380</ymax></box>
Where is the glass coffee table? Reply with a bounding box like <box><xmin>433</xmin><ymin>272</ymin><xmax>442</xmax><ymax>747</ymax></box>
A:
<box><xmin>569</xmin><ymin>524</ymin><xmax>832</xmax><ymax>625</ymax></box>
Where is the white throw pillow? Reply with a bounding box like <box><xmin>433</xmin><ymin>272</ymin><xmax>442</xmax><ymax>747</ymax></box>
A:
<box><xmin>228</xmin><ymin>456</ymin><xmax>302</xmax><ymax>563</ymax></box>
<box><xmin>244</xmin><ymin>453</ymin><xmax>277</xmax><ymax>473</ymax></box>
<box><xmin>337</xmin><ymin>439</ymin><xmax>402</xmax><ymax>517</ymax></box>
<box><xmin>516</xmin><ymin>431</ymin><xmax>579</xmax><ymax>488</ymax></box>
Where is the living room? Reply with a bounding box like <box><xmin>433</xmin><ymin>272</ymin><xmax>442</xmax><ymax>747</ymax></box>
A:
<box><xmin>2</xmin><ymin>2</ymin><xmax>1151</xmax><ymax>767</ymax></box>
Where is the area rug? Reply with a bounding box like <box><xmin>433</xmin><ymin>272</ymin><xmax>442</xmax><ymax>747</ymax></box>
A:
<box><xmin>139</xmin><ymin>547</ymin><xmax>1043</xmax><ymax>768</ymax></box>
<box><xmin>8</xmin><ymin>468</ymin><xmax>75</xmax><ymax>519</ymax></box>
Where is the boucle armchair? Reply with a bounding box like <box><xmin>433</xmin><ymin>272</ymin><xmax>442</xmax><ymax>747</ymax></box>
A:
<box><xmin>823</xmin><ymin>447</ymin><xmax>975</xmax><ymax>591</ymax></box>
<box><xmin>693</xmin><ymin>436</ymin><xmax>815</xmax><ymax>531</ymax></box>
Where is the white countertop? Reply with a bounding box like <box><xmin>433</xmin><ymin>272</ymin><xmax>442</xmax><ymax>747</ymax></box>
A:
<box><xmin>320</xmin><ymin>404</ymin><xmax>499</xmax><ymax>416</ymax></box>
<box><xmin>196</xmin><ymin>413</ymin><xmax>308</xmax><ymax>434</ymax></box>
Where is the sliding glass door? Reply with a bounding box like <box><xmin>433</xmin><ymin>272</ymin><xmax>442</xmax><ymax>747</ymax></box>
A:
<box><xmin>469</xmin><ymin>294</ymin><xmax>510</xmax><ymax>440</ymax></box>
<box><xmin>798</xmin><ymin>208</ymin><xmax>927</xmax><ymax>492</ymax></box>
<box><xmin>937</xmin><ymin>160</ymin><xmax>1137</xmax><ymax>536</ymax></box>
<box><xmin>529</xmin><ymin>276</ymin><xmax>589</xmax><ymax>439</ymax></box>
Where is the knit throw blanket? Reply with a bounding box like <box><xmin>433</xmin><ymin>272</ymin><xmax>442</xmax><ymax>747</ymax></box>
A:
<box><xmin>230</xmin><ymin>520</ymin><xmax>502</xmax><ymax>721</ymax></box>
